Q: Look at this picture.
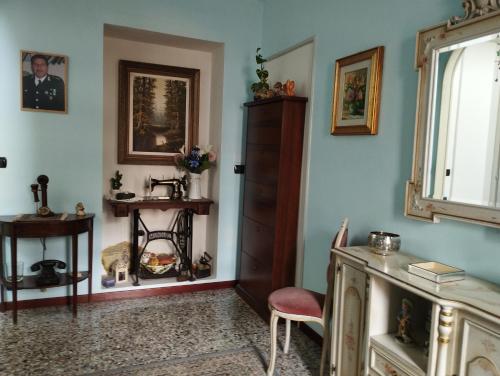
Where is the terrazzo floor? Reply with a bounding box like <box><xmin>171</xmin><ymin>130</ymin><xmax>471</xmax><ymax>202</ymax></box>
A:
<box><xmin>0</xmin><ymin>288</ymin><xmax>321</xmax><ymax>375</ymax></box>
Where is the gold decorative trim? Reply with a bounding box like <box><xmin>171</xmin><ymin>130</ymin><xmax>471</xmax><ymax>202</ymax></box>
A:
<box><xmin>441</xmin><ymin>310</ymin><xmax>453</xmax><ymax>317</ymax></box>
<box><xmin>439</xmin><ymin>320</ymin><xmax>452</xmax><ymax>327</ymax></box>
<box><xmin>438</xmin><ymin>337</ymin><xmax>450</xmax><ymax>344</ymax></box>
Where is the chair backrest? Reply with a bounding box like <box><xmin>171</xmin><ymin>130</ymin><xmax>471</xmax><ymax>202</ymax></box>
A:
<box><xmin>323</xmin><ymin>218</ymin><xmax>349</xmax><ymax>318</ymax></box>
<box><xmin>332</xmin><ymin>218</ymin><xmax>349</xmax><ymax>249</ymax></box>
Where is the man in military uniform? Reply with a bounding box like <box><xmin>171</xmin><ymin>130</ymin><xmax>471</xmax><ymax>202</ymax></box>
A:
<box><xmin>22</xmin><ymin>54</ymin><xmax>65</xmax><ymax>111</ymax></box>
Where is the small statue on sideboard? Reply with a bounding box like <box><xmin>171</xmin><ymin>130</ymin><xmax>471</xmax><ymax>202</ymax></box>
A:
<box><xmin>395</xmin><ymin>297</ymin><xmax>413</xmax><ymax>344</ymax></box>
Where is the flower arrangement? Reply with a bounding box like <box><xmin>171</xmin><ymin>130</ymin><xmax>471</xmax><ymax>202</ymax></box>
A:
<box><xmin>175</xmin><ymin>145</ymin><xmax>216</xmax><ymax>174</ymax></box>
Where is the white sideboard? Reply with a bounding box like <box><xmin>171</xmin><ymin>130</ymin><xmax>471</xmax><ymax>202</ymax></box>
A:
<box><xmin>329</xmin><ymin>246</ymin><xmax>500</xmax><ymax>376</ymax></box>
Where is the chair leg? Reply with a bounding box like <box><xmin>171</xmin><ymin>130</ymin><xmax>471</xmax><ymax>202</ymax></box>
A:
<box><xmin>320</xmin><ymin>322</ymin><xmax>329</xmax><ymax>376</ymax></box>
<box><xmin>284</xmin><ymin>319</ymin><xmax>291</xmax><ymax>354</ymax></box>
<box><xmin>267</xmin><ymin>310</ymin><xmax>279</xmax><ymax>376</ymax></box>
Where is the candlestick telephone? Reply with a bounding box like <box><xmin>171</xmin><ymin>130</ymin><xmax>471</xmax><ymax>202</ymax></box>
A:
<box><xmin>31</xmin><ymin>260</ymin><xmax>66</xmax><ymax>286</ymax></box>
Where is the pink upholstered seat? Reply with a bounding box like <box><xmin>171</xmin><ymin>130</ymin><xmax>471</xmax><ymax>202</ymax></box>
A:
<box><xmin>268</xmin><ymin>287</ymin><xmax>324</xmax><ymax>318</ymax></box>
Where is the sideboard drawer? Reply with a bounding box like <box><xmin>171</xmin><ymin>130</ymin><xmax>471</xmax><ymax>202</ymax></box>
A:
<box><xmin>370</xmin><ymin>347</ymin><xmax>414</xmax><ymax>376</ymax></box>
<box><xmin>243</xmin><ymin>181</ymin><xmax>277</xmax><ymax>227</ymax></box>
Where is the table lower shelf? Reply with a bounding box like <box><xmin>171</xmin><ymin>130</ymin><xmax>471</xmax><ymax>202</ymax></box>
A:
<box><xmin>1</xmin><ymin>272</ymin><xmax>89</xmax><ymax>290</ymax></box>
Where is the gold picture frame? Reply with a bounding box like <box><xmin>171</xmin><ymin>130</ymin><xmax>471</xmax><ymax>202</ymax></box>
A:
<box><xmin>20</xmin><ymin>50</ymin><xmax>68</xmax><ymax>114</ymax></box>
<box><xmin>331</xmin><ymin>46</ymin><xmax>384</xmax><ymax>135</ymax></box>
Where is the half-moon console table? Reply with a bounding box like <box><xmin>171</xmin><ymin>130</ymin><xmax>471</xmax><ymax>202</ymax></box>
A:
<box><xmin>0</xmin><ymin>214</ymin><xmax>94</xmax><ymax>324</ymax></box>
<box><xmin>107</xmin><ymin>198</ymin><xmax>213</xmax><ymax>285</ymax></box>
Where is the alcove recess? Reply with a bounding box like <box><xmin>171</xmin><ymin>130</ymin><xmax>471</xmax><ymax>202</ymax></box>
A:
<box><xmin>101</xmin><ymin>24</ymin><xmax>224</xmax><ymax>288</ymax></box>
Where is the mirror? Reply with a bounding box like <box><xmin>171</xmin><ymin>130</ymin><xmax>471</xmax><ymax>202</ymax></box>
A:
<box><xmin>427</xmin><ymin>33</ymin><xmax>500</xmax><ymax>206</ymax></box>
<box><xmin>406</xmin><ymin>2</ymin><xmax>500</xmax><ymax>227</ymax></box>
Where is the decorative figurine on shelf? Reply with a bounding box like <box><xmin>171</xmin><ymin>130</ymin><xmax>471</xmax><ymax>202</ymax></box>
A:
<box><xmin>283</xmin><ymin>79</ymin><xmax>296</xmax><ymax>96</ymax></box>
<box><xmin>194</xmin><ymin>252</ymin><xmax>212</xmax><ymax>279</ymax></box>
<box><xmin>31</xmin><ymin>175</ymin><xmax>54</xmax><ymax>217</ymax></box>
<box><xmin>395</xmin><ymin>297</ymin><xmax>414</xmax><ymax>344</ymax></box>
<box><xmin>273</xmin><ymin>81</ymin><xmax>284</xmax><ymax>96</ymax></box>
<box><xmin>111</xmin><ymin>254</ymin><xmax>129</xmax><ymax>285</ymax></box>
<box><xmin>75</xmin><ymin>202</ymin><xmax>85</xmax><ymax>216</ymax></box>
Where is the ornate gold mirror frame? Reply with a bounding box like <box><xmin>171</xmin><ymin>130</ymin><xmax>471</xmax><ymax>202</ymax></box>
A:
<box><xmin>405</xmin><ymin>1</ymin><xmax>500</xmax><ymax>228</ymax></box>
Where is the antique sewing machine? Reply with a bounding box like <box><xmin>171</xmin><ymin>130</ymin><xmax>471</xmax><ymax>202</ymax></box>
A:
<box><xmin>146</xmin><ymin>175</ymin><xmax>187</xmax><ymax>200</ymax></box>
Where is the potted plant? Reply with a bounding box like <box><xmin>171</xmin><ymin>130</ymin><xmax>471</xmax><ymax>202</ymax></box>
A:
<box><xmin>110</xmin><ymin>170</ymin><xmax>123</xmax><ymax>197</ymax></box>
<box><xmin>250</xmin><ymin>48</ymin><xmax>272</xmax><ymax>100</ymax></box>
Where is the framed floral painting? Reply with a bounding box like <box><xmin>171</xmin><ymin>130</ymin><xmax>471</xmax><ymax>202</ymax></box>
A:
<box><xmin>331</xmin><ymin>46</ymin><xmax>384</xmax><ymax>135</ymax></box>
<box><xmin>118</xmin><ymin>60</ymin><xmax>200</xmax><ymax>165</ymax></box>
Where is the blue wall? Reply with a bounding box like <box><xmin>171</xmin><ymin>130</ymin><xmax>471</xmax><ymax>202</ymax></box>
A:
<box><xmin>0</xmin><ymin>0</ymin><xmax>262</xmax><ymax>298</ymax></box>
<box><xmin>1</xmin><ymin>0</ymin><xmax>499</xmax><ymax>302</ymax></box>
<box><xmin>261</xmin><ymin>0</ymin><xmax>500</xmax><ymax>290</ymax></box>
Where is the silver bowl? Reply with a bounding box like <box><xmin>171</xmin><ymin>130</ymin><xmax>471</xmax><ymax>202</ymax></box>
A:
<box><xmin>367</xmin><ymin>231</ymin><xmax>401</xmax><ymax>255</ymax></box>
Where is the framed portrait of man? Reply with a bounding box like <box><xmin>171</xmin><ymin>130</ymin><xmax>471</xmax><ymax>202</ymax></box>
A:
<box><xmin>21</xmin><ymin>50</ymin><xmax>68</xmax><ymax>113</ymax></box>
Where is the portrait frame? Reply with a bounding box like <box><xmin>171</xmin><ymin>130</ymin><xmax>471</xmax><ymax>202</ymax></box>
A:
<box><xmin>20</xmin><ymin>50</ymin><xmax>68</xmax><ymax>114</ymax></box>
<box><xmin>118</xmin><ymin>60</ymin><xmax>200</xmax><ymax>165</ymax></box>
<box><xmin>331</xmin><ymin>46</ymin><xmax>384</xmax><ymax>135</ymax></box>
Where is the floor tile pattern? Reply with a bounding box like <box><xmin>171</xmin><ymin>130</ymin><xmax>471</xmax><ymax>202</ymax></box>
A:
<box><xmin>0</xmin><ymin>289</ymin><xmax>321</xmax><ymax>375</ymax></box>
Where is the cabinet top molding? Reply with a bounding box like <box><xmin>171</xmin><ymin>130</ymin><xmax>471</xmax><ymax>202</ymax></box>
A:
<box><xmin>333</xmin><ymin>246</ymin><xmax>500</xmax><ymax>321</ymax></box>
<box><xmin>244</xmin><ymin>95</ymin><xmax>308</xmax><ymax>107</ymax></box>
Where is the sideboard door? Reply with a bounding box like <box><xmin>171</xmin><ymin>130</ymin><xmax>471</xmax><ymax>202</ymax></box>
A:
<box><xmin>458</xmin><ymin>319</ymin><xmax>500</xmax><ymax>376</ymax></box>
<box><xmin>332</xmin><ymin>261</ymin><xmax>368</xmax><ymax>376</ymax></box>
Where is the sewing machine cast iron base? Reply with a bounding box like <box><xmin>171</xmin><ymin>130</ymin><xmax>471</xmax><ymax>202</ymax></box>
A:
<box><xmin>132</xmin><ymin>208</ymin><xmax>194</xmax><ymax>285</ymax></box>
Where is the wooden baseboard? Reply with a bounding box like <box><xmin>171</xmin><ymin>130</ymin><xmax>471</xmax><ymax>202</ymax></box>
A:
<box><xmin>0</xmin><ymin>280</ymin><xmax>236</xmax><ymax>311</ymax></box>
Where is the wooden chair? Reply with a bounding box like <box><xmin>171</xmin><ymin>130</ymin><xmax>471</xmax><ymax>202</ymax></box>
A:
<box><xmin>266</xmin><ymin>218</ymin><xmax>349</xmax><ymax>376</ymax></box>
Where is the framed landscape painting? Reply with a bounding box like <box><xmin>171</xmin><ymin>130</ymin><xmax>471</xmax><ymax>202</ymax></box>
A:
<box><xmin>118</xmin><ymin>60</ymin><xmax>200</xmax><ymax>165</ymax></box>
<box><xmin>331</xmin><ymin>46</ymin><xmax>384</xmax><ymax>135</ymax></box>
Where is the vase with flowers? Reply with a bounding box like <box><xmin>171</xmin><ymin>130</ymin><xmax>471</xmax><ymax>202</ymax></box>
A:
<box><xmin>175</xmin><ymin>145</ymin><xmax>216</xmax><ymax>199</ymax></box>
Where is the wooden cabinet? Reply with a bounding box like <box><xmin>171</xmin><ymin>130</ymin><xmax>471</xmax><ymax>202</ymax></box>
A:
<box><xmin>330</xmin><ymin>246</ymin><xmax>500</xmax><ymax>376</ymax></box>
<box><xmin>236</xmin><ymin>96</ymin><xmax>307</xmax><ymax>320</ymax></box>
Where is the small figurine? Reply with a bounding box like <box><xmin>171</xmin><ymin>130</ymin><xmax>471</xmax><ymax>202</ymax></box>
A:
<box><xmin>395</xmin><ymin>298</ymin><xmax>413</xmax><ymax>344</ymax></box>
<box><xmin>273</xmin><ymin>82</ymin><xmax>284</xmax><ymax>96</ymax></box>
<box><xmin>283</xmin><ymin>79</ymin><xmax>296</xmax><ymax>96</ymax></box>
<box><xmin>75</xmin><ymin>202</ymin><xmax>86</xmax><ymax>216</ymax></box>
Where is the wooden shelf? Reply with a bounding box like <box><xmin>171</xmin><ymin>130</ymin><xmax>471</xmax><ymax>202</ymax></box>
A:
<box><xmin>370</xmin><ymin>333</ymin><xmax>427</xmax><ymax>375</ymax></box>
<box><xmin>1</xmin><ymin>272</ymin><xmax>88</xmax><ymax>290</ymax></box>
